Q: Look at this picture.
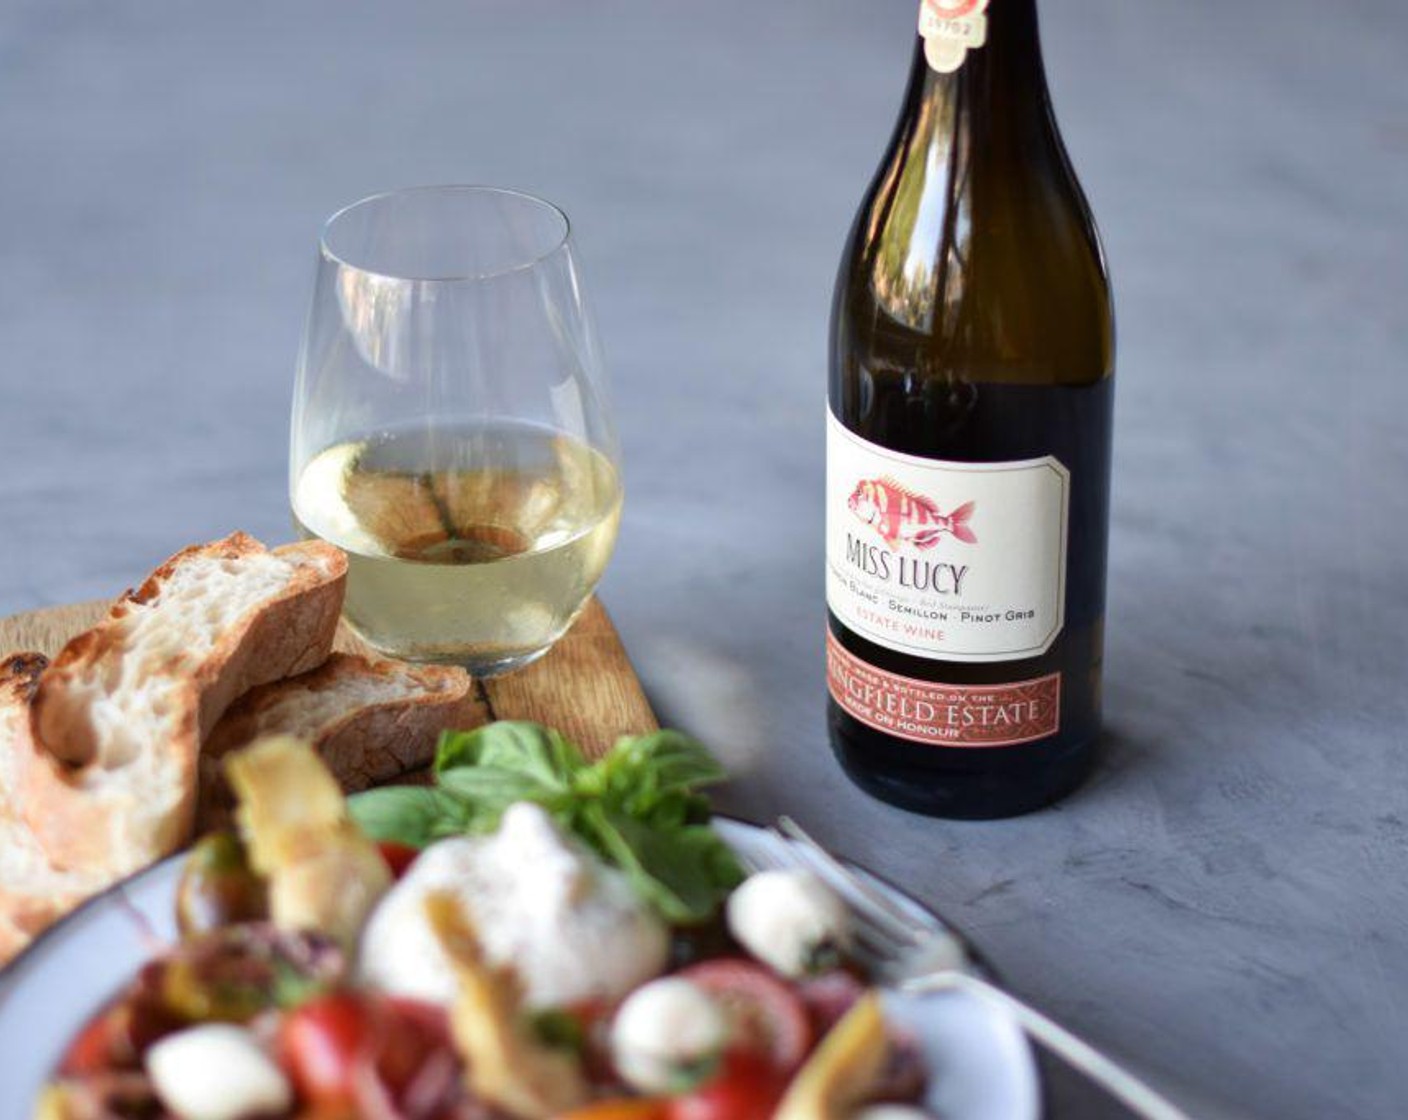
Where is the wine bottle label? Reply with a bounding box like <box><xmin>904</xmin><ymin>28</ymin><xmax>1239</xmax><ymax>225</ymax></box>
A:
<box><xmin>826</xmin><ymin>409</ymin><xmax>1069</xmax><ymax>663</ymax></box>
<box><xmin>918</xmin><ymin>0</ymin><xmax>990</xmax><ymax>73</ymax></box>
<box><xmin>828</xmin><ymin>632</ymin><xmax>1061</xmax><ymax>748</ymax></box>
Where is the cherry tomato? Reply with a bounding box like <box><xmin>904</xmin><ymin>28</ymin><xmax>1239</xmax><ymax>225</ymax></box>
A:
<box><xmin>377</xmin><ymin>997</ymin><xmax>453</xmax><ymax>1090</ymax></box>
<box><xmin>59</xmin><ymin>1005</ymin><xmax>127</xmax><ymax>1075</ymax></box>
<box><xmin>677</xmin><ymin>959</ymin><xmax>812</xmax><ymax>1072</ymax></box>
<box><xmin>384</xmin><ymin>996</ymin><xmax>451</xmax><ymax>1041</ymax></box>
<box><xmin>667</xmin><ymin>1050</ymin><xmax>789</xmax><ymax>1120</ymax></box>
<box><xmin>58</xmin><ymin>990</ymin><xmax>181</xmax><ymax>1076</ymax></box>
<box><xmin>278</xmin><ymin>992</ymin><xmax>369</xmax><ymax>1106</ymax></box>
<box><xmin>376</xmin><ymin>841</ymin><xmax>420</xmax><ymax>879</ymax></box>
<box><xmin>278</xmin><ymin>992</ymin><xmax>449</xmax><ymax>1106</ymax></box>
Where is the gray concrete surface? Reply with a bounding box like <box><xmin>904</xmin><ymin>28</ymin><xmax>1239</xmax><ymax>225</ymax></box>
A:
<box><xmin>2</xmin><ymin>1</ymin><xmax>1405</xmax><ymax>1116</ymax></box>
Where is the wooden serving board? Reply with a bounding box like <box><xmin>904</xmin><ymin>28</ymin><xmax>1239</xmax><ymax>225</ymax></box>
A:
<box><xmin>0</xmin><ymin>596</ymin><xmax>655</xmax><ymax>762</ymax></box>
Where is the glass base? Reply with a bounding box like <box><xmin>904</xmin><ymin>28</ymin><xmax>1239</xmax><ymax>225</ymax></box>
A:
<box><xmin>452</xmin><ymin>643</ymin><xmax>552</xmax><ymax>679</ymax></box>
<box><xmin>341</xmin><ymin>617</ymin><xmax>555</xmax><ymax>679</ymax></box>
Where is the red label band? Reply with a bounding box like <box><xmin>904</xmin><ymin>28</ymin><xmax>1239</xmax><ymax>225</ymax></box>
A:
<box><xmin>826</xmin><ymin>631</ymin><xmax>1060</xmax><ymax>748</ymax></box>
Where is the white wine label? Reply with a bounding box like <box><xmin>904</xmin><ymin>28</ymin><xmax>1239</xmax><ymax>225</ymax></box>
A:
<box><xmin>826</xmin><ymin>410</ymin><xmax>1069</xmax><ymax>663</ymax></box>
<box><xmin>827</xmin><ymin>633</ymin><xmax>1061</xmax><ymax>747</ymax></box>
<box><xmin>918</xmin><ymin>0</ymin><xmax>990</xmax><ymax>73</ymax></box>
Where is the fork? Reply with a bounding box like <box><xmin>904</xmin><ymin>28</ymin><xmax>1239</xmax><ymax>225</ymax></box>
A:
<box><xmin>750</xmin><ymin>816</ymin><xmax>1195</xmax><ymax>1120</ymax></box>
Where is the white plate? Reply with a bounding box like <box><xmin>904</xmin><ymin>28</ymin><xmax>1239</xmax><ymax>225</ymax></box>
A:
<box><xmin>0</xmin><ymin>819</ymin><xmax>1040</xmax><ymax>1119</ymax></box>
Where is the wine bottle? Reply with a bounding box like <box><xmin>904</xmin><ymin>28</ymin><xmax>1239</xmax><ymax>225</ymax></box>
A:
<box><xmin>826</xmin><ymin>0</ymin><xmax>1114</xmax><ymax>818</ymax></box>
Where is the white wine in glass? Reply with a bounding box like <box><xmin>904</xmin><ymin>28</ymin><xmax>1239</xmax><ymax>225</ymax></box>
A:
<box><xmin>290</xmin><ymin>188</ymin><xmax>621</xmax><ymax>676</ymax></box>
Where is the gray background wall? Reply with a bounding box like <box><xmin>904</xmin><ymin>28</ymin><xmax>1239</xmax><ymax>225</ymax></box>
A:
<box><xmin>2</xmin><ymin>2</ymin><xmax>1406</xmax><ymax>1117</ymax></box>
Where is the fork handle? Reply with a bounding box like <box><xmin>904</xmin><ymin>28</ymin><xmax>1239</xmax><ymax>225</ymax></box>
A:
<box><xmin>902</xmin><ymin>972</ymin><xmax>1195</xmax><ymax>1120</ymax></box>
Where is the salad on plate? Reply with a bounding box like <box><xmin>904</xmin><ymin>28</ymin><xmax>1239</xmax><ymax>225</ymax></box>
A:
<box><xmin>37</xmin><ymin>723</ymin><xmax>946</xmax><ymax>1120</ymax></box>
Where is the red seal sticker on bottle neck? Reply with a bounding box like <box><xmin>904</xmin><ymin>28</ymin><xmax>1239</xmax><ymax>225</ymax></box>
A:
<box><xmin>827</xmin><ymin>631</ymin><xmax>1060</xmax><ymax>748</ymax></box>
<box><xmin>918</xmin><ymin>0</ymin><xmax>990</xmax><ymax>73</ymax></box>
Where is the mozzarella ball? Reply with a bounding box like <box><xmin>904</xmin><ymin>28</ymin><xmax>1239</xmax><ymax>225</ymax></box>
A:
<box><xmin>726</xmin><ymin>868</ymin><xmax>852</xmax><ymax>977</ymax></box>
<box><xmin>611</xmin><ymin>976</ymin><xmax>728</xmax><ymax>1094</ymax></box>
<box><xmin>145</xmin><ymin>1024</ymin><xmax>292</xmax><ymax>1120</ymax></box>
<box><xmin>358</xmin><ymin>803</ymin><xmax>669</xmax><ymax>1009</ymax></box>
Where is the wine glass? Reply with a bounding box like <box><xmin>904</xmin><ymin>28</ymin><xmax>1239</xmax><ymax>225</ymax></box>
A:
<box><xmin>290</xmin><ymin>186</ymin><xmax>622</xmax><ymax>677</ymax></box>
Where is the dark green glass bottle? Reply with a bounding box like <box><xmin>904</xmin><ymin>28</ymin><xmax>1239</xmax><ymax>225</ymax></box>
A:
<box><xmin>826</xmin><ymin>0</ymin><xmax>1114</xmax><ymax>818</ymax></box>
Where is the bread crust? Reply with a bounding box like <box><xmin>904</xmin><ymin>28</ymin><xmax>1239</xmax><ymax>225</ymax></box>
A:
<box><xmin>197</xmin><ymin>653</ymin><xmax>477</xmax><ymax>828</ymax></box>
<box><xmin>21</xmin><ymin>533</ymin><xmax>348</xmax><ymax>875</ymax></box>
<box><xmin>0</xmin><ymin>652</ymin><xmax>46</xmax><ymax>705</ymax></box>
<box><xmin>0</xmin><ymin>652</ymin><xmax>88</xmax><ymax>966</ymax></box>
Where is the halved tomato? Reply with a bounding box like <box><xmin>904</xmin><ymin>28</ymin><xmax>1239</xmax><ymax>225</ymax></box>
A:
<box><xmin>376</xmin><ymin>840</ymin><xmax>421</xmax><ymax>879</ymax></box>
<box><xmin>278</xmin><ymin>992</ymin><xmax>450</xmax><ymax>1107</ymax></box>
<box><xmin>666</xmin><ymin>1050</ymin><xmax>790</xmax><ymax>1120</ymax></box>
<box><xmin>59</xmin><ymin>988</ymin><xmax>180</xmax><ymax>1076</ymax></box>
<box><xmin>278</xmin><ymin>992</ymin><xmax>369</xmax><ymax>1106</ymax></box>
<box><xmin>58</xmin><ymin>1005</ymin><xmax>129</xmax><ymax>1075</ymax></box>
<box><xmin>676</xmin><ymin>959</ymin><xmax>812</xmax><ymax>1072</ymax></box>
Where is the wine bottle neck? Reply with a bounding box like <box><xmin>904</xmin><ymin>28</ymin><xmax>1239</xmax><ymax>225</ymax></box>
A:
<box><xmin>908</xmin><ymin>0</ymin><xmax>1052</xmax><ymax>137</ymax></box>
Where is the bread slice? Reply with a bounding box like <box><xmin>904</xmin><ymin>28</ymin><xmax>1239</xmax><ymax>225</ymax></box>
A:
<box><xmin>0</xmin><ymin>654</ymin><xmax>100</xmax><ymax>965</ymax></box>
<box><xmin>197</xmin><ymin>653</ymin><xmax>477</xmax><ymax>827</ymax></box>
<box><xmin>21</xmin><ymin>532</ymin><xmax>348</xmax><ymax>878</ymax></box>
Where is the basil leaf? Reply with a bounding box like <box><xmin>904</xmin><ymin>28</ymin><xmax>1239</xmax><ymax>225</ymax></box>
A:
<box><xmin>613</xmin><ymin>730</ymin><xmax>728</xmax><ymax>793</ymax></box>
<box><xmin>635</xmin><ymin>789</ymin><xmax>713</xmax><ymax>830</ymax></box>
<box><xmin>436</xmin><ymin>722</ymin><xmax>585</xmax><ymax>791</ymax></box>
<box><xmin>596</xmin><ymin>731</ymin><xmax>727</xmax><ymax>818</ymax></box>
<box><xmin>434</xmin><ymin>729</ymin><xmax>483</xmax><ymax>774</ymax></box>
<box><xmin>579</xmin><ymin>803</ymin><xmax>744</xmax><ymax>925</ymax></box>
<box><xmin>478</xmin><ymin>722</ymin><xmax>586</xmax><ymax>787</ymax></box>
<box><xmin>438</xmin><ymin>764</ymin><xmax>570</xmax><ymax>822</ymax></box>
<box><xmin>348</xmin><ymin>786</ymin><xmax>467</xmax><ymax>849</ymax></box>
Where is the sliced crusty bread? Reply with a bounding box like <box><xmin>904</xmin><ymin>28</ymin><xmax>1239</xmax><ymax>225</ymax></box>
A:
<box><xmin>197</xmin><ymin>653</ymin><xmax>477</xmax><ymax>827</ymax></box>
<box><xmin>0</xmin><ymin>632</ymin><xmax>473</xmax><ymax>966</ymax></box>
<box><xmin>21</xmin><ymin>532</ymin><xmax>348</xmax><ymax>878</ymax></box>
<box><xmin>0</xmin><ymin>654</ymin><xmax>98</xmax><ymax>965</ymax></box>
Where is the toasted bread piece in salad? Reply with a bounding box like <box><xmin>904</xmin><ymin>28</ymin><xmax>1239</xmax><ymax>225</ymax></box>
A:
<box><xmin>774</xmin><ymin>991</ymin><xmax>890</xmax><ymax>1120</ymax></box>
<box><xmin>225</xmin><ymin>735</ymin><xmax>390</xmax><ymax>948</ymax></box>
<box><xmin>424</xmin><ymin>891</ymin><xmax>590</xmax><ymax>1118</ymax></box>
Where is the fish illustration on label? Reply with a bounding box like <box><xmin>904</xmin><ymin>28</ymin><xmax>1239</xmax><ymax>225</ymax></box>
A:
<box><xmin>847</xmin><ymin>476</ymin><xmax>977</xmax><ymax>551</ymax></box>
